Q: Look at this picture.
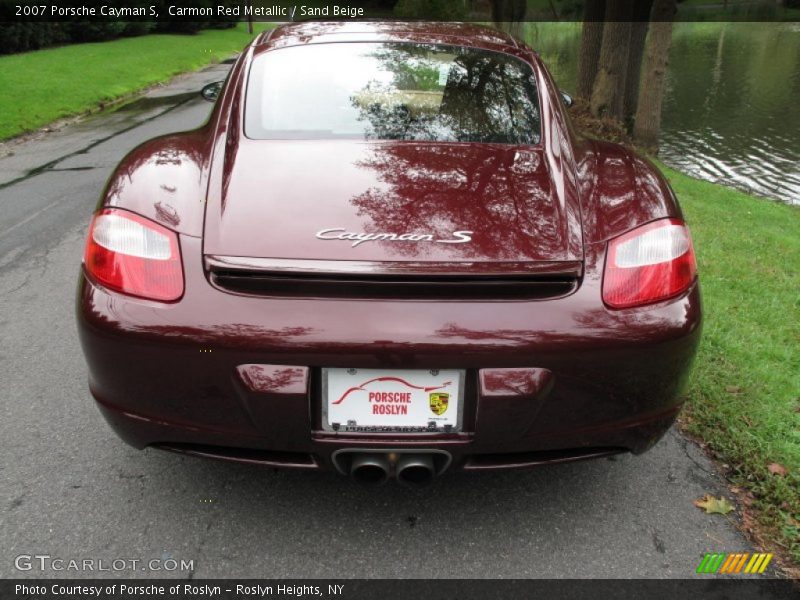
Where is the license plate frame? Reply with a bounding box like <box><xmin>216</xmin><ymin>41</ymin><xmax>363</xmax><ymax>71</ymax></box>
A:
<box><xmin>321</xmin><ymin>368</ymin><xmax>465</xmax><ymax>434</ymax></box>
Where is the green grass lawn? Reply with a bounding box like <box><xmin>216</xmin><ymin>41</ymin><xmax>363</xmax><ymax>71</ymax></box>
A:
<box><xmin>0</xmin><ymin>23</ymin><xmax>274</xmax><ymax>140</ymax></box>
<box><xmin>663</xmin><ymin>166</ymin><xmax>800</xmax><ymax>564</ymax></box>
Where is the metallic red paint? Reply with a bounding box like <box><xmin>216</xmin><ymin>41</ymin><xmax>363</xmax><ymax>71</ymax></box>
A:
<box><xmin>204</xmin><ymin>142</ymin><xmax>583</xmax><ymax>266</ymax></box>
<box><xmin>76</xmin><ymin>22</ymin><xmax>701</xmax><ymax>476</ymax></box>
<box><xmin>236</xmin><ymin>365</ymin><xmax>309</xmax><ymax>396</ymax></box>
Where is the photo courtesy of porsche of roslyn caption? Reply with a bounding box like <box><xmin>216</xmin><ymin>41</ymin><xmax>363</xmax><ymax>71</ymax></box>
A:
<box><xmin>77</xmin><ymin>22</ymin><xmax>701</xmax><ymax>486</ymax></box>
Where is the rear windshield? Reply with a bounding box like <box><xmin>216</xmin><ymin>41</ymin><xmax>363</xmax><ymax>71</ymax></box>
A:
<box><xmin>245</xmin><ymin>42</ymin><xmax>541</xmax><ymax>145</ymax></box>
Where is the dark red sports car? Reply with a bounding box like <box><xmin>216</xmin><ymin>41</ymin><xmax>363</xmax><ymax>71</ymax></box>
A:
<box><xmin>77</xmin><ymin>22</ymin><xmax>701</xmax><ymax>485</ymax></box>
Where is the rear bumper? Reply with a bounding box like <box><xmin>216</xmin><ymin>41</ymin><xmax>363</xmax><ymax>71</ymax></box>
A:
<box><xmin>77</xmin><ymin>236</ymin><xmax>701</xmax><ymax>473</ymax></box>
<box><xmin>95</xmin><ymin>395</ymin><xmax>680</xmax><ymax>471</ymax></box>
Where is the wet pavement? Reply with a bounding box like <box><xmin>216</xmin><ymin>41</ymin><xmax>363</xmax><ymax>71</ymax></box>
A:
<box><xmin>0</xmin><ymin>62</ymin><xmax>793</xmax><ymax>586</ymax></box>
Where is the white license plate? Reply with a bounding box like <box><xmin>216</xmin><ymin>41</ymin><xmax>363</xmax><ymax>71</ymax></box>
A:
<box><xmin>322</xmin><ymin>368</ymin><xmax>464</xmax><ymax>433</ymax></box>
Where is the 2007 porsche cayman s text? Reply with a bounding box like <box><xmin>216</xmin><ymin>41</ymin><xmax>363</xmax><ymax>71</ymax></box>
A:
<box><xmin>77</xmin><ymin>22</ymin><xmax>701</xmax><ymax>485</ymax></box>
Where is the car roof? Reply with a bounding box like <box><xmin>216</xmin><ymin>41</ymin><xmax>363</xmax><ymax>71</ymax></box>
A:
<box><xmin>254</xmin><ymin>21</ymin><xmax>524</xmax><ymax>54</ymax></box>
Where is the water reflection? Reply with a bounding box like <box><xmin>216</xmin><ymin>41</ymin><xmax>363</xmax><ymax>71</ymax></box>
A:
<box><xmin>524</xmin><ymin>22</ymin><xmax>800</xmax><ymax>205</ymax></box>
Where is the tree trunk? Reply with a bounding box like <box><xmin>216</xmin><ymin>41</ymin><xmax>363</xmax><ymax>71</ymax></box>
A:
<box><xmin>576</xmin><ymin>0</ymin><xmax>606</xmax><ymax>99</ymax></box>
<box><xmin>633</xmin><ymin>0</ymin><xmax>677</xmax><ymax>152</ymax></box>
<box><xmin>622</xmin><ymin>0</ymin><xmax>654</xmax><ymax>122</ymax></box>
<box><xmin>589</xmin><ymin>0</ymin><xmax>635</xmax><ymax>120</ymax></box>
<box><xmin>491</xmin><ymin>0</ymin><xmax>527</xmax><ymax>39</ymax></box>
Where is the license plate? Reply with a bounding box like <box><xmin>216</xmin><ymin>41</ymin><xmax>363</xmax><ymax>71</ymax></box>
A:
<box><xmin>322</xmin><ymin>368</ymin><xmax>464</xmax><ymax>433</ymax></box>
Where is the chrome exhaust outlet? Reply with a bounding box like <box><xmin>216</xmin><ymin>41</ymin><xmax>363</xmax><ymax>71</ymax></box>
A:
<box><xmin>349</xmin><ymin>453</ymin><xmax>390</xmax><ymax>485</ymax></box>
<box><xmin>332</xmin><ymin>449</ymin><xmax>452</xmax><ymax>485</ymax></box>
<box><xmin>396</xmin><ymin>453</ymin><xmax>436</xmax><ymax>487</ymax></box>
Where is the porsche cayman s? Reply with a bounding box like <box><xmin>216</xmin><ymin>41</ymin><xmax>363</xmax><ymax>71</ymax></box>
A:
<box><xmin>77</xmin><ymin>22</ymin><xmax>701</xmax><ymax>485</ymax></box>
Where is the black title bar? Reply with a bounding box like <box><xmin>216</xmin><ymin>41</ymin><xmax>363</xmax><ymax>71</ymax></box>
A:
<box><xmin>4</xmin><ymin>579</ymin><xmax>800</xmax><ymax>600</ymax></box>
<box><xmin>2</xmin><ymin>0</ymin><xmax>799</xmax><ymax>23</ymax></box>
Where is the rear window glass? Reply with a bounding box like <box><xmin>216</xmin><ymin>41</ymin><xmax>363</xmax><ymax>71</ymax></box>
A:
<box><xmin>245</xmin><ymin>42</ymin><xmax>541</xmax><ymax>145</ymax></box>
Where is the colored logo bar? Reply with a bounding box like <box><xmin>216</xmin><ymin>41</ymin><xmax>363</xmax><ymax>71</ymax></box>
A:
<box><xmin>696</xmin><ymin>553</ymin><xmax>773</xmax><ymax>574</ymax></box>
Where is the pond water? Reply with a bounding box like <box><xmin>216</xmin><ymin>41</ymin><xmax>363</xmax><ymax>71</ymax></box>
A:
<box><xmin>524</xmin><ymin>22</ymin><xmax>800</xmax><ymax>205</ymax></box>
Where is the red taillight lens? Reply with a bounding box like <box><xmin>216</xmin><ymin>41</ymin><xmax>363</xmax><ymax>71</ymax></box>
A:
<box><xmin>602</xmin><ymin>218</ymin><xmax>697</xmax><ymax>309</ymax></box>
<box><xmin>83</xmin><ymin>208</ymin><xmax>184</xmax><ymax>302</ymax></box>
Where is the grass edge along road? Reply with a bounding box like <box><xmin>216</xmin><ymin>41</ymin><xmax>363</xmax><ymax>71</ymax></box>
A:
<box><xmin>664</xmin><ymin>166</ymin><xmax>800</xmax><ymax>569</ymax></box>
<box><xmin>0</xmin><ymin>23</ymin><xmax>275</xmax><ymax>141</ymax></box>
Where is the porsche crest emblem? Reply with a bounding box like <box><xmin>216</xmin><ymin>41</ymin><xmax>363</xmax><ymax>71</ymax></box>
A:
<box><xmin>429</xmin><ymin>392</ymin><xmax>450</xmax><ymax>416</ymax></box>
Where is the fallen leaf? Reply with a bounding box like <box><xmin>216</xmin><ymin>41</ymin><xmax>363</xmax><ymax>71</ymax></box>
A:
<box><xmin>768</xmin><ymin>463</ymin><xmax>789</xmax><ymax>477</ymax></box>
<box><xmin>725</xmin><ymin>386</ymin><xmax>743</xmax><ymax>394</ymax></box>
<box><xmin>694</xmin><ymin>494</ymin><xmax>735</xmax><ymax>515</ymax></box>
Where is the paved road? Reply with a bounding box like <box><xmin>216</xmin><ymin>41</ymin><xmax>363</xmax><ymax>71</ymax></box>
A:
<box><xmin>0</xmin><ymin>64</ymin><xmax>785</xmax><ymax>583</ymax></box>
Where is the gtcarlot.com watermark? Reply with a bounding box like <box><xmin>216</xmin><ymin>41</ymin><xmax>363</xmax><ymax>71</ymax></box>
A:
<box><xmin>14</xmin><ymin>554</ymin><xmax>194</xmax><ymax>573</ymax></box>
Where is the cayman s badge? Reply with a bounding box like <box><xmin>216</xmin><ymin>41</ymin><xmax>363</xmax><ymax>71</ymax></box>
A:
<box><xmin>316</xmin><ymin>228</ymin><xmax>473</xmax><ymax>247</ymax></box>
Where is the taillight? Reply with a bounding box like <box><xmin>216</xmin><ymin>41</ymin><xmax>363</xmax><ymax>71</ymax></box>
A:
<box><xmin>83</xmin><ymin>208</ymin><xmax>184</xmax><ymax>302</ymax></box>
<box><xmin>602</xmin><ymin>218</ymin><xmax>697</xmax><ymax>309</ymax></box>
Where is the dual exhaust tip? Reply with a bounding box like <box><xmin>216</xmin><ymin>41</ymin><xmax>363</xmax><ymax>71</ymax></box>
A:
<box><xmin>341</xmin><ymin>451</ymin><xmax>448</xmax><ymax>487</ymax></box>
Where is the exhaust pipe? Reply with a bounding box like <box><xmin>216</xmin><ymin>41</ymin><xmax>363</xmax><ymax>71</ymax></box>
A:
<box><xmin>349</xmin><ymin>453</ymin><xmax>390</xmax><ymax>485</ymax></box>
<box><xmin>396</xmin><ymin>453</ymin><xmax>436</xmax><ymax>487</ymax></box>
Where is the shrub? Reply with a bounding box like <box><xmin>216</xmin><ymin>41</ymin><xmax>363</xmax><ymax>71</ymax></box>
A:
<box><xmin>0</xmin><ymin>0</ymin><xmax>240</xmax><ymax>54</ymax></box>
<box><xmin>0</xmin><ymin>23</ymin><xmax>69</xmax><ymax>54</ymax></box>
<box><xmin>68</xmin><ymin>22</ymin><xmax>127</xmax><ymax>43</ymax></box>
<box><xmin>120</xmin><ymin>22</ymin><xmax>158</xmax><ymax>37</ymax></box>
<box><xmin>394</xmin><ymin>0</ymin><xmax>467</xmax><ymax>19</ymax></box>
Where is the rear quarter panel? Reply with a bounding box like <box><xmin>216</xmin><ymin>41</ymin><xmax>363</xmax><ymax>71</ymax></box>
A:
<box><xmin>93</xmin><ymin>40</ymin><xmax>253</xmax><ymax>236</ymax></box>
<box><xmin>576</xmin><ymin>139</ymin><xmax>684</xmax><ymax>245</ymax></box>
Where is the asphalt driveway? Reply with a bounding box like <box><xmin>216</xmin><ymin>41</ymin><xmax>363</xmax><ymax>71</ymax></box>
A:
<box><xmin>0</xmin><ymin>63</ymin><xmax>782</xmax><ymax>581</ymax></box>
